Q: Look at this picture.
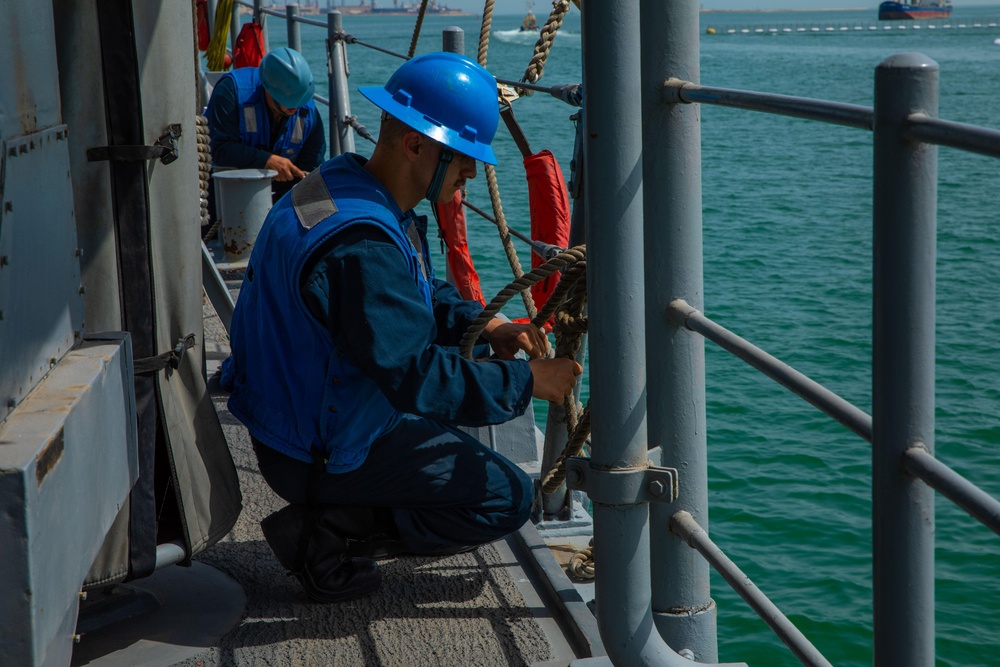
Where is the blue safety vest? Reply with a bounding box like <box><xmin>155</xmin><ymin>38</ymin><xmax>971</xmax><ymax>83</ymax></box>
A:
<box><xmin>223</xmin><ymin>153</ymin><xmax>435</xmax><ymax>472</ymax></box>
<box><xmin>227</xmin><ymin>68</ymin><xmax>317</xmax><ymax>162</ymax></box>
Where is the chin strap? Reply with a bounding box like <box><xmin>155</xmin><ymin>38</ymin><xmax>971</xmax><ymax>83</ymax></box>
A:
<box><xmin>425</xmin><ymin>148</ymin><xmax>454</xmax><ymax>203</ymax></box>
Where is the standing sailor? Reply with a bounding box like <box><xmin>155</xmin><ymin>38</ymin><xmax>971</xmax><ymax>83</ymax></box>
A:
<box><xmin>221</xmin><ymin>52</ymin><xmax>582</xmax><ymax>602</ymax></box>
<box><xmin>206</xmin><ymin>46</ymin><xmax>326</xmax><ymax>203</ymax></box>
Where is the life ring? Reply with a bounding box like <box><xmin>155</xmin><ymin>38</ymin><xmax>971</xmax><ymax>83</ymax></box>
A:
<box><xmin>434</xmin><ymin>190</ymin><xmax>486</xmax><ymax>306</ymax></box>
<box><xmin>435</xmin><ymin>149</ymin><xmax>571</xmax><ymax>333</ymax></box>
<box><xmin>524</xmin><ymin>149</ymin><xmax>571</xmax><ymax>324</ymax></box>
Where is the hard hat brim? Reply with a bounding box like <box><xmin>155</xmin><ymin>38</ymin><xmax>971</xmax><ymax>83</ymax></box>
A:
<box><xmin>360</xmin><ymin>86</ymin><xmax>499</xmax><ymax>166</ymax></box>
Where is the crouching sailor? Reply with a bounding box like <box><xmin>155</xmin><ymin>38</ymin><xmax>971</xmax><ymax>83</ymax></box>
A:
<box><xmin>220</xmin><ymin>52</ymin><xmax>582</xmax><ymax>602</ymax></box>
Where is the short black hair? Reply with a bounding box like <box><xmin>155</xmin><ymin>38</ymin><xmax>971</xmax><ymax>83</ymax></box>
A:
<box><xmin>378</xmin><ymin>113</ymin><xmax>413</xmax><ymax>146</ymax></box>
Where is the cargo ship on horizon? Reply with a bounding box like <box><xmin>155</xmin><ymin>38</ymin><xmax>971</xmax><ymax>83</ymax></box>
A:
<box><xmin>878</xmin><ymin>0</ymin><xmax>953</xmax><ymax>20</ymax></box>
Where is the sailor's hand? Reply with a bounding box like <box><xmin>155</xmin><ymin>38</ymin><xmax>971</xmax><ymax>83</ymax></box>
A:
<box><xmin>265</xmin><ymin>154</ymin><xmax>306</xmax><ymax>182</ymax></box>
<box><xmin>528</xmin><ymin>358</ymin><xmax>583</xmax><ymax>402</ymax></box>
<box><xmin>482</xmin><ymin>319</ymin><xmax>549</xmax><ymax>360</ymax></box>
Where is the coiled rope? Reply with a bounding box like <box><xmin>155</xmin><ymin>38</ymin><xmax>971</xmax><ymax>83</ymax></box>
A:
<box><xmin>456</xmin><ymin>245</ymin><xmax>592</xmax><ymax>500</ymax></box>
<box><xmin>568</xmin><ymin>538</ymin><xmax>594</xmax><ymax>579</ymax></box>
<box><xmin>458</xmin><ymin>244</ymin><xmax>594</xmax><ymax>578</ymax></box>
<box><xmin>540</xmin><ymin>259</ymin><xmax>591</xmax><ymax>496</ymax></box>
<box><xmin>458</xmin><ymin>245</ymin><xmax>585</xmax><ymax>359</ymax></box>
<box><xmin>542</xmin><ymin>262</ymin><xmax>594</xmax><ymax>579</ymax></box>
<box><xmin>196</xmin><ymin>116</ymin><xmax>217</xmax><ymax>240</ymax></box>
<box><xmin>518</xmin><ymin>0</ymin><xmax>572</xmax><ymax>97</ymax></box>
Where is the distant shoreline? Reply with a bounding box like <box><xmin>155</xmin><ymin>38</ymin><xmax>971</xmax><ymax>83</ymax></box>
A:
<box><xmin>700</xmin><ymin>7</ymin><xmax>869</xmax><ymax>13</ymax></box>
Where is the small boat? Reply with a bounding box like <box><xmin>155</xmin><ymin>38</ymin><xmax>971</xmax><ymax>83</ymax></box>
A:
<box><xmin>878</xmin><ymin>0</ymin><xmax>953</xmax><ymax>20</ymax></box>
<box><xmin>519</xmin><ymin>0</ymin><xmax>538</xmax><ymax>31</ymax></box>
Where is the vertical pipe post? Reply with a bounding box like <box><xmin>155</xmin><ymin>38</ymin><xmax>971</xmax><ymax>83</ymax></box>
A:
<box><xmin>540</xmin><ymin>405</ymin><xmax>570</xmax><ymax>516</ymax></box>
<box><xmin>207</xmin><ymin>0</ymin><xmax>217</xmax><ymax>37</ymax></box>
<box><xmin>642</xmin><ymin>0</ymin><xmax>717</xmax><ymax>659</ymax></box>
<box><xmin>253</xmin><ymin>0</ymin><xmax>268</xmax><ymax>52</ymax></box>
<box><xmin>327</xmin><ymin>11</ymin><xmax>355</xmax><ymax>156</ymax></box>
<box><xmin>287</xmin><ymin>5</ymin><xmax>302</xmax><ymax>53</ymax></box>
<box><xmin>230</xmin><ymin>1</ymin><xmax>240</xmax><ymax>55</ymax></box>
<box><xmin>442</xmin><ymin>26</ymin><xmax>464</xmax><ymax>55</ymax></box>
<box><xmin>540</xmin><ymin>115</ymin><xmax>588</xmax><ymax>519</ymax></box>
<box><xmin>872</xmin><ymin>52</ymin><xmax>938</xmax><ymax>667</ymax></box>
<box><xmin>583</xmin><ymin>1</ymin><xmax>679</xmax><ymax>664</ymax></box>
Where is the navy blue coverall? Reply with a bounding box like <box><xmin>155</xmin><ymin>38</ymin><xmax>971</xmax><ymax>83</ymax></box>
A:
<box><xmin>252</xmin><ymin>222</ymin><xmax>536</xmax><ymax>554</ymax></box>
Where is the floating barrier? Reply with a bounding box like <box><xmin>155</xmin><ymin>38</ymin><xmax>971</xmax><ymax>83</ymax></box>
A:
<box><xmin>707</xmin><ymin>18</ymin><xmax>1000</xmax><ymax>35</ymax></box>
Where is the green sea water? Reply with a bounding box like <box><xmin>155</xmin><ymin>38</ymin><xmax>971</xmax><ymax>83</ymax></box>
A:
<box><xmin>279</xmin><ymin>7</ymin><xmax>1000</xmax><ymax>665</ymax></box>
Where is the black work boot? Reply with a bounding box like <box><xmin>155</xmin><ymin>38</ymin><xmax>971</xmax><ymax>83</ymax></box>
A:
<box><xmin>260</xmin><ymin>504</ymin><xmax>312</xmax><ymax>572</ymax></box>
<box><xmin>328</xmin><ymin>506</ymin><xmax>480</xmax><ymax>561</ymax></box>
<box><xmin>341</xmin><ymin>506</ymin><xmax>408</xmax><ymax>561</ymax></box>
<box><xmin>260</xmin><ymin>504</ymin><xmax>382</xmax><ymax>603</ymax></box>
<box><xmin>299</xmin><ymin>511</ymin><xmax>382</xmax><ymax>603</ymax></box>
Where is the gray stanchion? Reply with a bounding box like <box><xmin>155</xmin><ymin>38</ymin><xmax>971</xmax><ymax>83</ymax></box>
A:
<box><xmin>641</xmin><ymin>0</ymin><xmax>720</xmax><ymax>659</ymax></box>
<box><xmin>207</xmin><ymin>0</ymin><xmax>217</xmax><ymax>35</ymax></box>
<box><xmin>327</xmin><ymin>11</ymin><xmax>354</xmax><ymax>156</ymax></box>
<box><xmin>581</xmin><ymin>1</ymin><xmax>656</xmax><ymax>659</ymax></box>
<box><xmin>287</xmin><ymin>4</ymin><xmax>301</xmax><ymax>52</ymax></box>
<box><xmin>579</xmin><ymin>1</ymin><xmax>742</xmax><ymax>665</ymax></box>
<box><xmin>229</xmin><ymin>0</ymin><xmax>239</xmax><ymax>54</ymax></box>
<box><xmin>442</xmin><ymin>25</ymin><xmax>464</xmax><ymax>54</ymax></box>
<box><xmin>254</xmin><ymin>0</ymin><xmax>268</xmax><ymax>52</ymax></box>
<box><xmin>872</xmin><ymin>52</ymin><xmax>939</xmax><ymax>667</ymax></box>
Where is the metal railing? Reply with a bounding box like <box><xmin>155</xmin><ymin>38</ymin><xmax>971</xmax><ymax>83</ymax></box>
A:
<box><xmin>627</xmin><ymin>2</ymin><xmax>1000</xmax><ymax>665</ymax></box>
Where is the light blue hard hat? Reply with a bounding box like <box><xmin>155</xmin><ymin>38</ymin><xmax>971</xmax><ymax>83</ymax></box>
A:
<box><xmin>259</xmin><ymin>47</ymin><xmax>315</xmax><ymax>109</ymax></box>
<box><xmin>359</xmin><ymin>52</ymin><xmax>500</xmax><ymax>165</ymax></box>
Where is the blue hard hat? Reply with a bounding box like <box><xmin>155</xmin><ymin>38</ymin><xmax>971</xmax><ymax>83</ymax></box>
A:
<box><xmin>359</xmin><ymin>52</ymin><xmax>500</xmax><ymax>165</ymax></box>
<box><xmin>259</xmin><ymin>47</ymin><xmax>315</xmax><ymax>109</ymax></box>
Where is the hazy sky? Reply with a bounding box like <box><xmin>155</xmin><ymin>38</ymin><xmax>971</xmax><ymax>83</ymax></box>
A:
<box><xmin>441</xmin><ymin>0</ymin><xmax>999</xmax><ymax>13</ymax></box>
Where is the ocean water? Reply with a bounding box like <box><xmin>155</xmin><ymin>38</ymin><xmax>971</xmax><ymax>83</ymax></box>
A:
<box><xmin>273</xmin><ymin>6</ymin><xmax>1000</xmax><ymax>665</ymax></box>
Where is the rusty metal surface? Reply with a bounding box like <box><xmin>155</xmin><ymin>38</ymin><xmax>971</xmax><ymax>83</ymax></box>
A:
<box><xmin>0</xmin><ymin>2</ymin><xmax>61</xmax><ymax>140</ymax></box>
<box><xmin>0</xmin><ymin>126</ymin><xmax>85</xmax><ymax>425</ymax></box>
<box><xmin>0</xmin><ymin>338</ymin><xmax>137</xmax><ymax>667</ymax></box>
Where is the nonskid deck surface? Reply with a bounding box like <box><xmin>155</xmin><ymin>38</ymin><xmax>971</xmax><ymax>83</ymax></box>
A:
<box><xmin>184</xmin><ymin>413</ymin><xmax>552</xmax><ymax>665</ymax></box>
<box><xmin>175</xmin><ymin>297</ymin><xmax>558</xmax><ymax>667</ymax></box>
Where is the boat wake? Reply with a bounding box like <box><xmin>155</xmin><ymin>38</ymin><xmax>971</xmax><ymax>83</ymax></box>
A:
<box><xmin>492</xmin><ymin>28</ymin><xmax>580</xmax><ymax>44</ymax></box>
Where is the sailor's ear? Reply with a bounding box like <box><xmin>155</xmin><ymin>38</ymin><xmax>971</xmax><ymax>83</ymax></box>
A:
<box><xmin>401</xmin><ymin>130</ymin><xmax>425</xmax><ymax>161</ymax></box>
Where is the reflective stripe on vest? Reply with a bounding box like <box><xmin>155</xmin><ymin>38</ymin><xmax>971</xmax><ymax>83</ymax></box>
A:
<box><xmin>293</xmin><ymin>169</ymin><xmax>339</xmax><ymax>230</ymax></box>
<box><xmin>243</xmin><ymin>105</ymin><xmax>258</xmax><ymax>134</ymax></box>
